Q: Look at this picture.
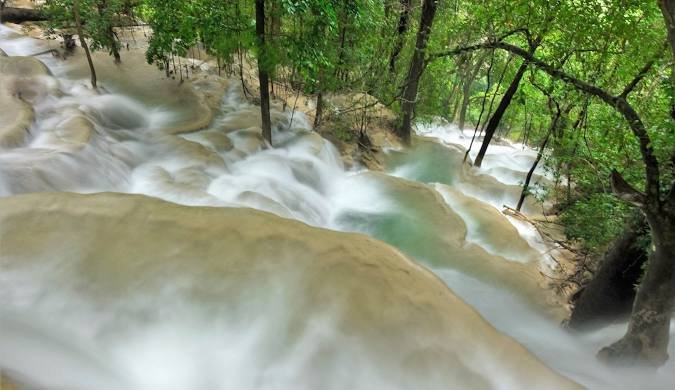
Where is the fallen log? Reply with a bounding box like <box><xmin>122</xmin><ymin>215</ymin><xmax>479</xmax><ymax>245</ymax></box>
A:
<box><xmin>0</xmin><ymin>7</ymin><xmax>48</xmax><ymax>24</ymax></box>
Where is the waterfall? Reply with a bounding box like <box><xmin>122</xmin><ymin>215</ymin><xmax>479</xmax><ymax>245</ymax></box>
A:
<box><xmin>1</xmin><ymin>24</ymin><xmax>673</xmax><ymax>390</ymax></box>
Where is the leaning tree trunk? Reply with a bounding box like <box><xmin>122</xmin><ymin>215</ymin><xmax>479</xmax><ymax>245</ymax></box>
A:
<box><xmin>464</xmin><ymin>51</ymin><xmax>495</xmax><ymax>162</ymax></box>
<box><xmin>568</xmin><ymin>215</ymin><xmax>649</xmax><ymax>330</ymax></box>
<box><xmin>73</xmin><ymin>0</ymin><xmax>97</xmax><ymax>89</ymax></box>
<box><xmin>473</xmin><ymin>58</ymin><xmax>529</xmax><ymax>167</ymax></box>
<box><xmin>481</xmin><ymin>54</ymin><xmax>514</xmax><ymax>135</ymax></box>
<box><xmin>255</xmin><ymin>0</ymin><xmax>272</xmax><ymax>145</ymax></box>
<box><xmin>397</xmin><ymin>0</ymin><xmax>438</xmax><ymax>144</ymax></box>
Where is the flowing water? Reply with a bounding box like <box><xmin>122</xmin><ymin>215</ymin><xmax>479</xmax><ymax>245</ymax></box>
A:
<box><xmin>0</xmin><ymin>25</ymin><xmax>674</xmax><ymax>389</ymax></box>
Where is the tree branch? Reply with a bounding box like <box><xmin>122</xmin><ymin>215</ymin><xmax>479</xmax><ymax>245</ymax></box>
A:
<box><xmin>428</xmin><ymin>39</ymin><xmax>662</xmax><ymax>207</ymax></box>
<box><xmin>495</xmin><ymin>28</ymin><xmax>530</xmax><ymax>42</ymax></box>
<box><xmin>619</xmin><ymin>45</ymin><xmax>665</xmax><ymax>98</ymax></box>
<box><xmin>427</xmin><ymin>42</ymin><xmax>487</xmax><ymax>63</ymax></box>
<box><xmin>611</xmin><ymin>169</ymin><xmax>646</xmax><ymax>207</ymax></box>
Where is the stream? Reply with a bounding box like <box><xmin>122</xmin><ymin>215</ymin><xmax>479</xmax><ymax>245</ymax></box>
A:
<box><xmin>1</xmin><ymin>25</ymin><xmax>674</xmax><ymax>389</ymax></box>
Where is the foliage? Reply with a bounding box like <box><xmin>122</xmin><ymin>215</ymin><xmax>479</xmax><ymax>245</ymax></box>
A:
<box><xmin>44</xmin><ymin>0</ymin><xmax>128</xmax><ymax>60</ymax></box>
<box><xmin>56</xmin><ymin>0</ymin><xmax>673</xmax><ymax>253</ymax></box>
<box><xmin>560</xmin><ymin>193</ymin><xmax>632</xmax><ymax>253</ymax></box>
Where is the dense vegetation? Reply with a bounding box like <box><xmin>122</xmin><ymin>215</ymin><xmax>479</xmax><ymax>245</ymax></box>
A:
<box><xmin>33</xmin><ymin>0</ymin><xmax>675</xmax><ymax>367</ymax></box>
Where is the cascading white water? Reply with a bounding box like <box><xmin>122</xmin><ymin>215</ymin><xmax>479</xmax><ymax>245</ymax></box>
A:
<box><xmin>1</xmin><ymin>24</ymin><xmax>673</xmax><ymax>390</ymax></box>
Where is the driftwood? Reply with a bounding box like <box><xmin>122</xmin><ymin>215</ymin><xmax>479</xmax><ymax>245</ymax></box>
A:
<box><xmin>0</xmin><ymin>7</ymin><xmax>48</xmax><ymax>24</ymax></box>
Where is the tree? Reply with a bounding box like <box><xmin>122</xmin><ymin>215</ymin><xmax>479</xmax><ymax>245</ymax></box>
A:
<box><xmin>397</xmin><ymin>0</ymin><xmax>438</xmax><ymax>144</ymax></box>
<box><xmin>72</xmin><ymin>0</ymin><xmax>97</xmax><ymax>88</ymax></box>
<box><xmin>255</xmin><ymin>0</ymin><xmax>272</xmax><ymax>145</ymax></box>
<box><xmin>432</xmin><ymin>32</ymin><xmax>673</xmax><ymax>365</ymax></box>
<box><xmin>658</xmin><ymin>0</ymin><xmax>675</xmax><ymax>119</ymax></box>
<box><xmin>91</xmin><ymin>0</ymin><xmax>122</xmax><ymax>63</ymax></box>
<box><xmin>44</xmin><ymin>0</ymin><xmax>125</xmax><ymax>63</ymax></box>
<box><xmin>457</xmin><ymin>52</ymin><xmax>487</xmax><ymax>130</ymax></box>
<box><xmin>516</xmin><ymin>79</ymin><xmax>562</xmax><ymax>212</ymax></box>
<box><xmin>473</xmin><ymin>38</ymin><xmax>539</xmax><ymax>167</ymax></box>
<box><xmin>388</xmin><ymin>0</ymin><xmax>411</xmax><ymax>73</ymax></box>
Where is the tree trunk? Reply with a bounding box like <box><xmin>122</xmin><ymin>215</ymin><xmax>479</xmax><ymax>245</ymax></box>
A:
<box><xmin>255</xmin><ymin>0</ymin><xmax>272</xmax><ymax>145</ymax></box>
<box><xmin>661</xmin><ymin>0</ymin><xmax>675</xmax><ymax>53</ymax></box>
<box><xmin>334</xmin><ymin>25</ymin><xmax>347</xmax><ymax>80</ymax></box>
<box><xmin>457</xmin><ymin>53</ymin><xmax>486</xmax><ymax>130</ymax></box>
<box><xmin>444</xmin><ymin>80</ymin><xmax>460</xmax><ymax>120</ymax></box>
<box><xmin>109</xmin><ymin>26</ymin><xmax>121</xmax><ymax>63</ymax></box>
<box><xmin>397</xmin><ymin>0</ymin><xmax>437</xmax><ymax>144</ymax></box>
<box><xmin>314</xmin><ymin>91</ymin><xmax>323</xmax><ymax>129</ymax></box>
<box><xmin>473</xmin><ymin>58</ymin><xmax>529</xmax><ymax>167</ymax></box>
<box><xmin>0</xmin><ymin>7</ymin><xmax>47</xmax><ymax>23</ymax></box>
<box><xmin>658</xmin><ymin>0</ymin><xmax>675</xmax><ymax>119</ymax></box>
<box><xmin>450</xmin><ymin>90</ymin><xmax>463</xmax><ymax>121</ymax></box>
<box><xmin>464</xmin><ymin>51</ymin><xmax>495</xmax><ymax>162</ymax></box>
<box><xmin>458</xmin><ymin>81</ymin><xmax>471</xmax><ymax>130</ymax></box>
<box><xmin>569</xmin><ymin>215</ymin><xmax>649</xmax><ymax>329</ymax></box>
<box><xmin>73</xmin><ymin>0</ymin><xmax>97</xmax><ymax>89</ymax></box>
<box><xmin>598</xmin><ymin>211</ymin><xmax>675</xmax><ymax>366</ymax></box>
<box><xmin>97</xmin><ymin>0</ymin><xmax>121</xmax><ymax>64</ymax></box>
<box><xmin>503</xmin><ymin>42</ymin><xmax>674</xmax><ymax>364</ymax></box>
<box><xmin>481</xmin><ymin>54</ymin><xmax>513</xmax><ymax>134</ymax></box>
<box><xmin>388</xmin><ymin>0</ymin><xmax>412</xmax><ymax>73</ymax></box>
<box><xmin>516</xmin><ymin>117</ymin><xmax>555</xmax><ymax>211</ymax></box>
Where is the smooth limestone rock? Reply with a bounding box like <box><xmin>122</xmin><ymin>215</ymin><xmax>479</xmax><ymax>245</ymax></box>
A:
<box><xmin>393</xmin><ymin>136</ymin><xmax>542</xmax><ymax>215</ymax></box>
<box><xmin>0</xmin><ymin>86</ymin><xmax>32</xmax><ymax>148</ymax></box>
<box><xmin>198</xmin><ymin>129</ymin><xmax>234</xmax><ymax>152</ymax></box>
<box><xmin>340</xmin><ymin>172</ymin><xmax>566</xmax><ymax>319</ymax></box>
<box><xmin>59</xmin><ymin>49</ymin><xmax>224</xmax><ymax>134</ymax></box>
<box><xmin>458</xmin><ymin>168</ymin><xmax>542</xmax><ymax>215</ymax></box>
<box><xmin>0</xmin><ymin>192</ymin><xmax>580</xmax><ymax>390</ymax></box>
<box><xmin>0</xmin><ymin>55</ymin><xmax>50</xmax><ymax>77</ymax></box>
<box><xmin>219</xmin><ymin>107</ymin><xmax>288</xmax><ymax>134</ymax></box>
<box><xmin>0</xmin><ymin>56</ymin><xmax>53</xmax><ymax>148</ymax></box>
<box><xmin>37</xmin><ymin>115</ymin><xmax>93</xmax><ymax>150</ymax></box>
<box><xmin>434</xmin><ymin>184</ymin><xmax>541</xmax><ymax>262</ymax></box>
